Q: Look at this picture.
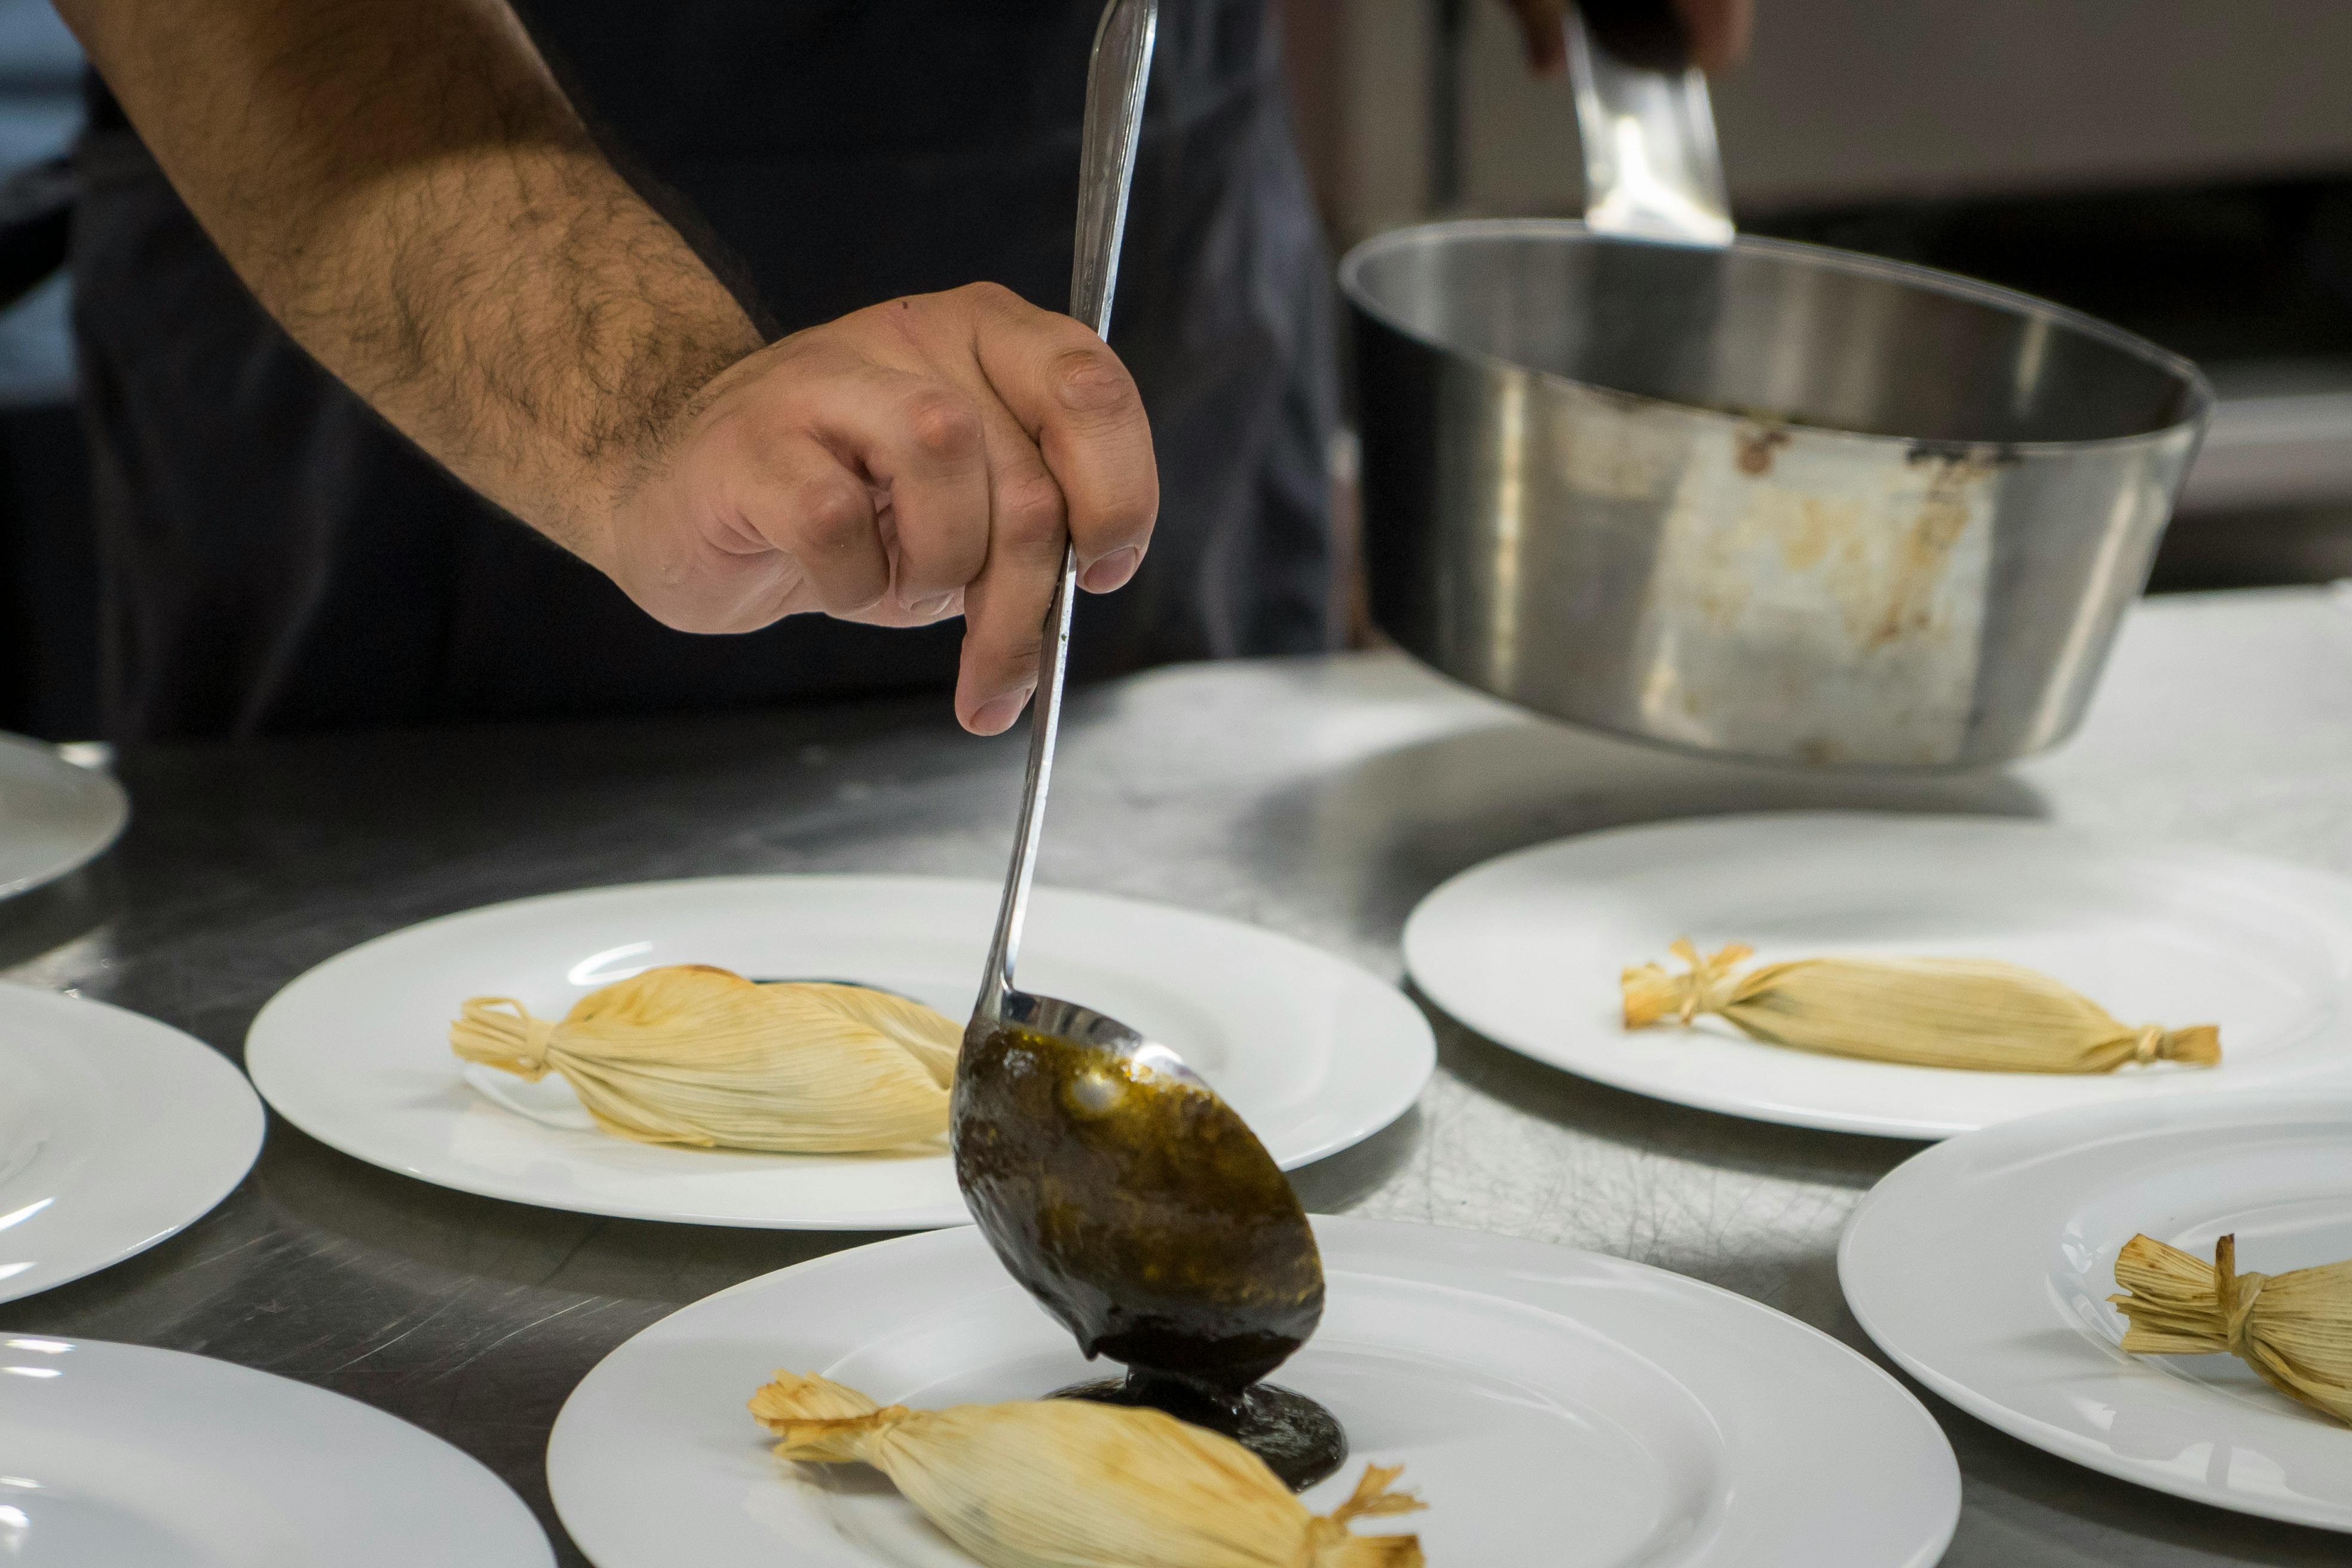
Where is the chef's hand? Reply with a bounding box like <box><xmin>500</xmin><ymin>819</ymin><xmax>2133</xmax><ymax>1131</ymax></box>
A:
<box><xmin>62</xmin><ymin>0</ymin><xmax>1159</xmax><ymax>741</ymax></box>
<box><xmin>599</xmin><ymin>283</ymin><xmax>1159</xmax><ymax>736</ymax></box>
<box><xmin>1502</xmin><ymin>0</ymin><xmax>1753</xmax><ymax>76</ymax></box>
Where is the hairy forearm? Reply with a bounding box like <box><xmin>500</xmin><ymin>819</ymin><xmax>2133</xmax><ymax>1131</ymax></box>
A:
<box><xmin>56</xmin><ymin>0</ymin><xmax>762</xmax><ymax>557</ymax></box>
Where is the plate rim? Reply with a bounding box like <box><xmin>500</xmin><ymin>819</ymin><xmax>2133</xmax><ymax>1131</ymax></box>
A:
<box><xmin>547</xmin><ymin>1212</ymin><xmax>1960</xmax><ymax>1568</ymax></box>
<box><xmin>0</xmin><ymin>983</ymin><xmax>265</xmax><ymax>1305</ymax></box>
<box><xmin>1403</xmin><ymin>808</ymin><xmax>2352</xmax><ymax>1139</ymax></box>
<box><xmin>0</xmin><ymin>1334</ymin><xmax>554</xmax><ymax>1566</ymax></box>
<box><xmin>1838</xmin><ymin>1088</ymin><xmax>2352</xmax><ymax>1531</ymax></box>
<box><xmin>245</xmin><ymin>873</ymin><xmax>1436</xmax><ymax>1230</ymax></box>
<box><xmin>0</xmin><ymin>732</ymin><xmax>130</xmax><ymax>901</ymax></box>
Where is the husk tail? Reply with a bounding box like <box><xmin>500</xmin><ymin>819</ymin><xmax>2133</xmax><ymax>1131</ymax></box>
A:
<box><xmin>449</xmin><ymin>997</ymin><xmax>557</xmax><ymax>1080</ymax></box>
<box><xmin>1307</xmin><ymin>1463</ymin><xmax>1428</xmax><ymax>1567</ymax></box>
<box><xmin>2111</xmin><ymin>1233</ymin><xmax>2352</xmax><ymax>1425</ymax></box>
<box><xmin>2142</xmin><ymin>1025</ymin><xmax>2222</xmax><ymax>1067</ymax></box>
<box><xmin>1621</xmin><ymin>939</ymin><xmax>2222</xmax><ymax>1074</ymax></box>
<box><xmin>749</xmin><ymin>1370</ymin><xmax>909</xmax><ymax>1463</ymax></box>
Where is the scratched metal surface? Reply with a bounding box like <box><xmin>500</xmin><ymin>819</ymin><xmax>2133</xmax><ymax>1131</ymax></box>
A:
<box><xmin>8</xmin><ymin>587</ymin><xmax>2352</xmax><ymax>1567</ymax></box>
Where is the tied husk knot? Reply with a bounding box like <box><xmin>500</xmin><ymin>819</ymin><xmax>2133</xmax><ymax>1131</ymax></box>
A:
<box><xmin>749</xmin><ymin>1370</ymin><xmax>1426</xmax><ymax>1568</ymax></box>
<box><xmin>451</xmin><ymin>966</ymin><xmax>959</xmax><ymax>1153</ymax></box>
<box><xmin>1621</xmin><ymin>939</ymin><xmax>2222</xmax><ymax>1075</ymax></box>
<box><xmin>450</xmin><ymin>997</ymin><xmax>559</xmax><ymax>1079</ymax></box>
<box><xmin>1622</xmin><ymin>939</ymin><xmax>1753</xmax><ymax>1027</ymax></box>
<box><xmin>2109</xmin><ymin>1233</ymin><xmax>2352</xmax><ymax>1425</ymax></box>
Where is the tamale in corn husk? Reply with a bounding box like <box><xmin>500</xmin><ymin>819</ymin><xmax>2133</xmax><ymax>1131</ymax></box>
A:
<box><xmin>786</xmin><ymin>981</ymin><xmax>960</xmax><ymax>1086</ymax></box>
<box><xmin>450</xmin><ymin>965</ymin><xmax>958</xmax><ymax>1152</ymax></box>
<box><xmin>2109</xmin><ymin>1233</ymin><xmax>2352</xmax><ymax>1425</ymax></box>
<box><xmin>749</xmin><ymin>1370</ymin><xmax>1425</xmax><ymax>1568</ymax></box>
<box><xmin>1621</xmin><ymin>939</ymin><xmax>2221</xmax><ymax>1074</ymax></box>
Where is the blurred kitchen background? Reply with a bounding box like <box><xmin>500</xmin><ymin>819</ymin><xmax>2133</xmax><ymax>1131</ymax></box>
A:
<box><xmin>7</xmin><ymin>1</ymin><xmax>2352</xmax><ymax>736</ymax></box>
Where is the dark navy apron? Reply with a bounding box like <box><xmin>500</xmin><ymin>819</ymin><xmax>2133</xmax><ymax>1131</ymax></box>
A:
<box><xmin>68</xmin><ymin>1</ymin><xmax>1334</xmax><ymax>739</ymax></box>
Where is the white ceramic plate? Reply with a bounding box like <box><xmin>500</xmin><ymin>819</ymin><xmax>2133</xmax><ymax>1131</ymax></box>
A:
<box><xmin>549</xmin><ymin>1217</ymin><xmax>1956</xmax><ymax>1568</ymax></box>
<box><xmin>1404</xmin><ymin>811</ymin><xmax>2352</xmax><ymax>1138</ymax></box>
<box><xmin>0</xmin><ymin>984</ymin><xmax>264</xmax><ymax>1304</ymax></box>
<box><xmin>1841</xmin><ymin>1092</ymin><xmax>2352</xmax><ymax>1530</ymax></box>
<box><xmin>0</xmin><ymin>1336</ymin><xmax>552</xmax><ymax>1566</ymax></box>
<box><xmin>0</xmin><ymin>734</ymin><xmax>126</xmax><ymax>901</ymax></box>
<box><xmin>246</xmin><ymin>876</ymin><xmax>1434</xmax><ymax>1230</ymax></box>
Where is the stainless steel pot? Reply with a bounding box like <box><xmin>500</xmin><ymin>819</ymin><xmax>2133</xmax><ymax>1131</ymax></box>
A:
<box><xmin>1340</xmin><ymin>9</ymin><xmax>2212</xmax><ymax>769</ymax></box>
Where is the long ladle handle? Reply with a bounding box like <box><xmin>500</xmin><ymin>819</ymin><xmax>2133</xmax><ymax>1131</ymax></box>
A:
<box><xmin>1566</xmin><ymin>1</ymin><xmax>1732</xmax><ymax>244</ymax></box>
<box><xmin>974</xmin><ymin>0</ymin><xmax>1159</xmax><ymax>1022</ymax></box>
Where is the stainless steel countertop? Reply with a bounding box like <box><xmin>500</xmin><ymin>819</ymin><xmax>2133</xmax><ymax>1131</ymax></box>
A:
<box><xmin>10</xmin><ymin>586</ymin><xmax>2352</xmax><ymax>1567</ymax></box>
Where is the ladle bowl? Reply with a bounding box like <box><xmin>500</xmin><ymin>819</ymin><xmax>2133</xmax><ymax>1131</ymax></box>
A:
<box><xmin>953</xmin><ymin>994</ymin><xmax>1324</xmax><ymax>1392</ymax></box>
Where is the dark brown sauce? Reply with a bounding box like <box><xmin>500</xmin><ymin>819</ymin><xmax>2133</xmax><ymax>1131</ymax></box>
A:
<box><xmin>1055</xmin><ymin>1372</ymin><xmax>1346</xmax><ymax>1490</ymax></box>
<box><xmin>952</xmin><ymin>1024</ymin><xmax>1344</xmax><ymax>1489</ymax></box>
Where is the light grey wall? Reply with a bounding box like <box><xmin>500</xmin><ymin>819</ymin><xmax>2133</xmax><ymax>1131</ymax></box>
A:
<box><xmin>1708</xmin><ymin>0</ymin><xmax>2352</xmax><ymax>209</ymax></box>
<box><xmin>1307</xmin><ymin>0</ymin><xmax>2352</xmax><ymax>242</ymax></box>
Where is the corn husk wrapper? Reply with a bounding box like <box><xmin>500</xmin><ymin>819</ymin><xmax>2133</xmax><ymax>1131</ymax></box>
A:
<box><xmin>785</xmin><ymin>981</ymin><xmax>960</xmax><ymax>1088</ymax></box>
<box><xmin>1621</xmin><ymin>939</ymin><xmax>2221</xmax><ymax>1074</ymax></box>
<box><xmin>749</xmin><ymin>1370</ymin><xmax>1425</xmax><ymax>1568</ymax></box>
<box><xmin>2109</xmin><ymin>1233</ymin><xmax>2352</xmax><ymax>1425</ymax></box>
<box><xmin>450</xmin><ymin>966</ymin><xmax>957</xmax><ymax>1152</ymax></box>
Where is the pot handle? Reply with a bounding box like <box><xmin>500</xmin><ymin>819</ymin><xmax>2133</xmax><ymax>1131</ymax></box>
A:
<box><xmin>1566</xmin><ymin>1</ymin><xmax>1734</xmax><ymax>244</ymax></box>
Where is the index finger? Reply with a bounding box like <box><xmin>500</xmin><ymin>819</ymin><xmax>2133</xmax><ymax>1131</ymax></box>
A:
<box><xmin>964</xmin><ymin>285</ymin><xmax>1157</xmax><ymax>591</ymax></box>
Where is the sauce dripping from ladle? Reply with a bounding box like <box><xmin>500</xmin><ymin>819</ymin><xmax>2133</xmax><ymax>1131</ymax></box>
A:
<box><xmin>948</xmin><ymin>0</ymin><xmax>1341</xmax><ymax>1491</ymax></box>
<box><xmin>954</xmin><ymin>1024</ymin><xmax>1342</xmax><ymax>1487</ymax></box>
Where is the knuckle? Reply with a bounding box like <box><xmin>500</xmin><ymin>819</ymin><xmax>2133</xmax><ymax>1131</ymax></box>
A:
<box><xmin>1049</xmin><ymin>345</ymin><xmax>1136</xmax><ymax>416</ymax></box>
<box><xmin>954</xmin><ymin>280</ymin><xmax>1022</xmax><ymax>314</ymax></box>
<box><xmin>795</xmin><ymin>480</ymin><xmax>871</xmax><ymax>555</ymax></box>
<box><xmin>987</xmin><ymin>631</ymin><xmax>1045</xmax><ymax>684</ymax></box>
<box><xmin>904</xmin><ymin>390</ymin><xmax>982</xmax><ymax>465</ymax></box>
<box><xmin>998</xmin><ymin>472</ymin><xmax>1067</xmax><ymax>552</ymax></box>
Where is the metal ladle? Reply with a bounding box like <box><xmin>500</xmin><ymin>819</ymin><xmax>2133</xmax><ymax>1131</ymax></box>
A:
<box><xmin>950</xmin><ymin>0</ymin><xmax>1336</xmax><ymax>1492</ymax></box>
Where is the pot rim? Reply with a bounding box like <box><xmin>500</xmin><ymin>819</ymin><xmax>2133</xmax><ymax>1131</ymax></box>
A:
<box><xmin>1338</xmin><ymin>218</ymin><xmax>2216</xmax><ymax>458</ymax></box>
